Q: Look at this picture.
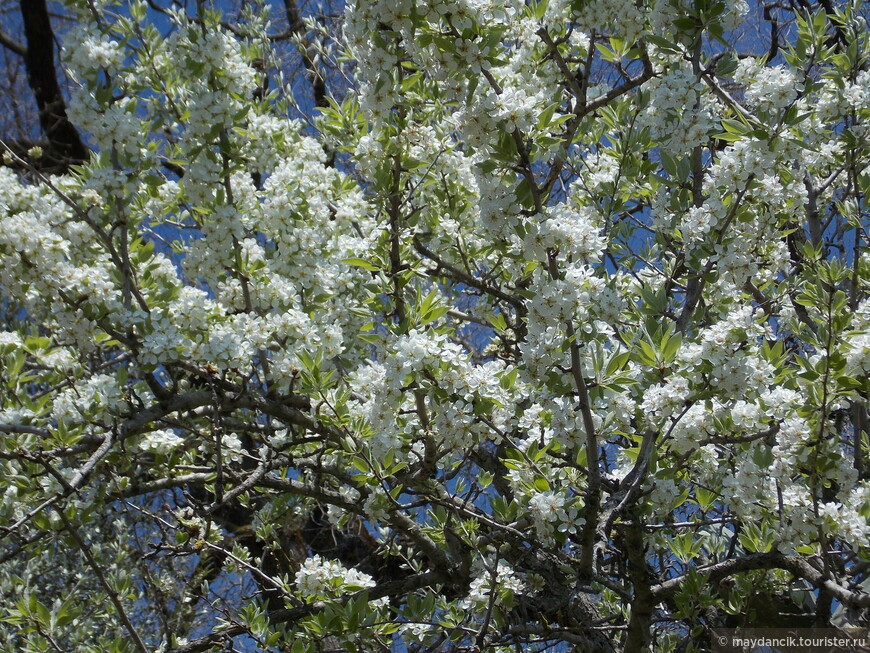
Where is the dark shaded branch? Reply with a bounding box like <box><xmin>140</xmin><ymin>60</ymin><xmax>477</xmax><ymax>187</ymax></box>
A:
<box><xmin>283</xmin><ymin>0</ymin><xmax>328</xmax><ymax>108</ymax></box>
<box><xmin>19</xmin><ymin>0</ymin><xmax>88</xmax><ymax>169</ymax></box>
<box><xmin>0</xmin><ymin>27</ymin><xmax>25</xmax><ymax>56</ymax></box>
<box><xmin>763</xmin><ymin>3</ymin><xmax>781</xmax><ymax>63</ymax></box>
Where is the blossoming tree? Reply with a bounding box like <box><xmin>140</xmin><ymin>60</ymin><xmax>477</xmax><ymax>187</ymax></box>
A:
<box><xmin>1</xmin><ymin>0</ymin><xmax>869</xmax><ymax>650</ymax></box>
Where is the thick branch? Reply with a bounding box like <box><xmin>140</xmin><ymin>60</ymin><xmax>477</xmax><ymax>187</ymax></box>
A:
<box><xmin>622</xmin><ymin>523</ymin><xmax>655</xmax><ymax>653</ymax></box>
<box><xmin>652</xmin><ymin>551</ymin><xmax>870</xmax><ymax>610</ymax></box>
<box><xmin>19</xmin><ymin>0</ymin><xmax>88</xmax><ymax>169</ymax></box>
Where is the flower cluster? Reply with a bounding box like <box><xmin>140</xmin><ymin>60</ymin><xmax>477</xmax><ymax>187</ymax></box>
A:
<box><xmin>64</xmin><ymin>22</ymin><xmax>124</xmax><ymax>75</ymax></box>
<box><xmin>641</xmin><ymin>66</ymin><xmax>718</xmax><ymax>155</ymax></box>
<box><xmin>736</xmin><ymin>59</ymin><xmax>802</xmax><ymax>112</ymax></box>
<box><xmin>526</xmin><ymin>490</ymin><xmax>584</xmax><ymax>541</ymax></box>
<box><xmin>524</xmin><ymin>204</ymin><xmax>605</xmax><ymax>263</ymax></box>
<box><xmin>295</xmin><ymin>555</ymin><xmax>376</xmax><ymax>599</ymax></box>
<box><xmin>52</xmin><ymin>374</ymin><xmax>125</xmax><ymax>426</ymax></box>
<box><xmin>461</xmin><ymin>560</ymin><xmax>526</xmax><ymax>610</ymax></box>
<box><xmin>140</xmin><ymin>430</ymin><xmax>185</xmax><ymax>455</ymax></box>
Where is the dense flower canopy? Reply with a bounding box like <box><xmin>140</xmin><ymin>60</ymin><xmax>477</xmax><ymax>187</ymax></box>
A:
<box><xmin>0</xmin><ymin>0</ymin><xmax>869</xmax><ymax>651</ymax></box>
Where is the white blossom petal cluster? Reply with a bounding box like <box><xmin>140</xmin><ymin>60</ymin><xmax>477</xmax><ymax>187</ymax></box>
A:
<box><xmin>63</xmin><ymin>22</ymin><xmax>124</xmax><ymax>74</ymax></box>
<box><xmin>737</xmin><ymin>60</ymin><xmax>802</xmax><ymax>112</ymax></box>
<box><xmin>526</xmin><ymin>490</ymin><xmax>583</xmax><ymax>540</ymax></box>
<box><xmin>295</xmin><ymin>555</ymin><xmax>375</xmax><ymax>599</ymax></box>
<box><xmin>0</xmin><ymin>331</ymin><xmax>22</xmax><ymax>348</ymax></box>
<box><xmin>524</xmin><ymin>204</ymin><xmax>604</xmax><ymax>262</ymax></box>
<box><xmin>52</xmin><ymin>374</ymin><xmax>125</xmax><ymax>426</ymax></box>
<box><xmin>460</xmin><ymin>561</ymin><xmax>526</xmax><ymax>609</ymax></box>
<box><xmin>640</xmin><ymin>66</ymin><xmax>719</xmax><ymax>155</ymax></box>
<box><xmin>139</xmin><ymin>430</ymin><xmax>185</xmax><ymax>454</ymax></box>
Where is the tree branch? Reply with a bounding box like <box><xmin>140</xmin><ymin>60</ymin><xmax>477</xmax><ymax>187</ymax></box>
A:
<box><xmin>19</xmin><ymin>0</ymin><xmax>88</xmax><ymax>169</ymax></box>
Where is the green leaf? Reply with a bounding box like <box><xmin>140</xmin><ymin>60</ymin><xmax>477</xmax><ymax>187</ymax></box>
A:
<box><xmin>694</xmin><ymin>487</ymin><xmax>717</xmax><ymax>511</ymax></box>
<box><xmin>661</xmin><ymin>331</ymin><xmax>682</xmax><ymax>363</ymax></box>
<box><xmin>536</xmin><ymin>102</ymin><xmax>559</xmax><ymax>131</ymax></box>
<box><xmin>636</xmin><ymin>339</ymin><xmax>658</xmax><ymax>367</ymax></box>
<box><xmin>673</xmin><ymin>16</ymin><xmax>698</xmax><ymax>31</ymax></box>
<box><xmin>645</xmin><ymin>34</ymin><xmax>682</xmax><ymax>55</ymax></box>
<box><xmin>500</xmin><ymin>367</ymin><xmax>519</xmax><ymax>389</ymax></box>
<box><xmin>534</xmin><ymin>0</ymin><xmax>549</xmax><ymax>19</ymax></box>
<box><xmin>720</xmin><ymin>118</ymin><xmax>750</xmax><ymax>135</ymax></box>
<box><xmin>594</xmin><ymin>42</ymin><xmax>619</xmax><ymax>62</ymax></box>
<box><xmin>342</xmin><ymin>258</ymin><xmax>379</xmax><ymax>271</ymax></box>
<box><xmin>488</xmin><ymin>313</ymin><xmax>507</xmax><ymax>331</ymax></box>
